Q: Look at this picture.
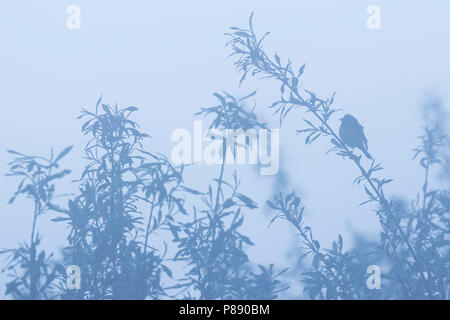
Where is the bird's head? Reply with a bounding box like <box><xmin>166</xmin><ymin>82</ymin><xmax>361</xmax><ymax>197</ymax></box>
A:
<box><xmin>340</xmin><ymin>114</ymin><xmax>358</xmax><ymax>125</ymax></box>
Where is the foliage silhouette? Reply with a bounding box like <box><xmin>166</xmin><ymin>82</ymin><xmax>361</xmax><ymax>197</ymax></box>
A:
<box><xmin>227</xmin><ymin>13</ymin><xmax>449</xmax><ymax>299</ymax></box>
<box><xmin>2</xmin><ymin>13</ymin><xmax>449</xmax><ymax>301</ymax></box>
<box><xmin>1</xmin><ymin>147</ymin><xmax>72</xmax><ymax>299</ymax></box>
<box><xmin>2</xmin><ymin>94</ymin><xmax>287</xmax><ymax>300</ymax></box>
<box><xmin>267</xmin><ymin>191</ymin><xmax>383</xmax><ymax>299</ymax></box>
<box><xmin>52</xmin><ymin>98</ymin><xmax>185</xmax><ymax>299</ymax></box>
<box><xmin>169</xmin><ymin>92</ymin><xmax>288</xmax><ymax>299</ymax></box>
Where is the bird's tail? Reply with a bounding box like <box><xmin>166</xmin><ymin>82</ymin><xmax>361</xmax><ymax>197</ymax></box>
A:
<box><xmin>360</xmin><ymin>147</ymin><xmax>373</xmax><ymax>160</ymax></box>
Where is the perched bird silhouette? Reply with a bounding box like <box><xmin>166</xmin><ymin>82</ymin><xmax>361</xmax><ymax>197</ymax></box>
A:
<box><xmin>339</xmin><ymin>114</ymin><xmax>372</xmax><ymax>160</ymax></box>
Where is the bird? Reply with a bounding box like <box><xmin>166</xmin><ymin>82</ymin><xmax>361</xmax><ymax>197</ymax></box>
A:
<box><xmin>339</xmin><ymin>114</ymin><xmax>372</xmax><ymax>160</ymax></box>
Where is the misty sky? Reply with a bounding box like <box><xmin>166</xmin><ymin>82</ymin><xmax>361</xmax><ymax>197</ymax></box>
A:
<box><xmin>1</xmin><ymin>1</ymin><xmax>449</xmax><ymax>297</ymax></box>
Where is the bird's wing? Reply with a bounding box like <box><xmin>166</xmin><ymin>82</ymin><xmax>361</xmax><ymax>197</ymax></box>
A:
<box><xmin>361</xmin><ymin>129</ymin><xmax>368</xmax><ymax>149</ymax></box>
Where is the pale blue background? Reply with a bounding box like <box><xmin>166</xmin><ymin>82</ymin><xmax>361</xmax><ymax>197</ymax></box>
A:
<box><xmin>1</xmin><ymin>1</ymin><xmax>449</xmax><ymax>298</ymax></box>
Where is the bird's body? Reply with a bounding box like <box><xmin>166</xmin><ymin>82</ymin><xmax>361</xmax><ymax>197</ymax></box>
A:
<box><xmin>339</xmin><ymin>114</ymin><xmax>372</xmax><ymax>160</ymax></box>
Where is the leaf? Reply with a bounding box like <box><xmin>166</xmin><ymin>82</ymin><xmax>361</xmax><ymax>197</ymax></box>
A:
<box><xmin>238</xmin><ymin>90</ymin><xmax>257</xmax><ymax>102</ymax></box>
<box><xmin>240</xmin><ymin>234</ymin><xmax>255</xmax><ymax>246</ymax></box>
<box><xmin>124</xmin><ymin>106</ymin><xmax>138</xmax><ymax>113</ymax></box>
<box><xmin>276</xmin><ymin>267</ymin><xmax>289</xmax><ymax>278</ymax></box>
<box><xmin>180</xmin><ymin>186</ymin><xmax>202</xmax><ymax>195</ymax></box>
<box><xmin>338</xmin><ymin>234</ymin><xmax>343</xmax><ymax>252</ymax></box>
<box><xmin>236</xmin><ymin>193</ymin><xmax>258</xmax><ymax>209</ymax></box>
<box><xmin>298</xmin><ymin>64</ymin><xmax>306</xmax><ymax>76</ymax></box>
<box><xmin>54</xmin><ymin>146</ymin><xmax>73</xmax><ymax>162</ymax></box>
<box><xmin>222</xmin><ymin>198</ymin><xmax>235</xmax><ymax>209</ymax></box>
<box><xmin>44</xmin><ymin>169</ymin><xmax>71</xmax><ymax>183</ymax></box>
<box><xmin>168</xmin><ymin>224</ymin><xmax>180</xmax><ymax>241</ymax></box>
<box><xmin>313</xmin><ymin>240</ymin><xmax>320</xmax><ymax>250</ymax></box>
<box><xmin>364</xmin><ymin>185</ymin><xmax>375</xmax><ymax>200</ymax></box>
<box><xmin>161</xmin><ymin>265</ymin><xmax>173</xmax><ymax>278</ymax></box>
<box><xmin>275</xmin><ymin>53</ymin><xmax>281</xmax><ymax>65</ymax></box>
<box><xmin>235</xmin><ymin>31</ymin><xmax>249</xmax><ymax>37</ymax></box>
<box><xmin>330</xmin><ymin>138</ymin><xmax>341</xmax><ymax>147</ymax></box>
<box><xmin>174</xmin><ymin>198</ymin><xmax>187</xmax><ymax>215</ymax></box>
<box><xmin>7</xmin><ymin>149</ymin><xmax>25</xmax><ymax>156</ymax></box>
<box><xmin>312</xmin><ymin>253</ymin><xmax>322</xmax><ymax>269</ymax></box>
<box><xmin>266</xmin><ymin>200</ymin><xmax>278</xmax><ymax>210</ymax></box>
